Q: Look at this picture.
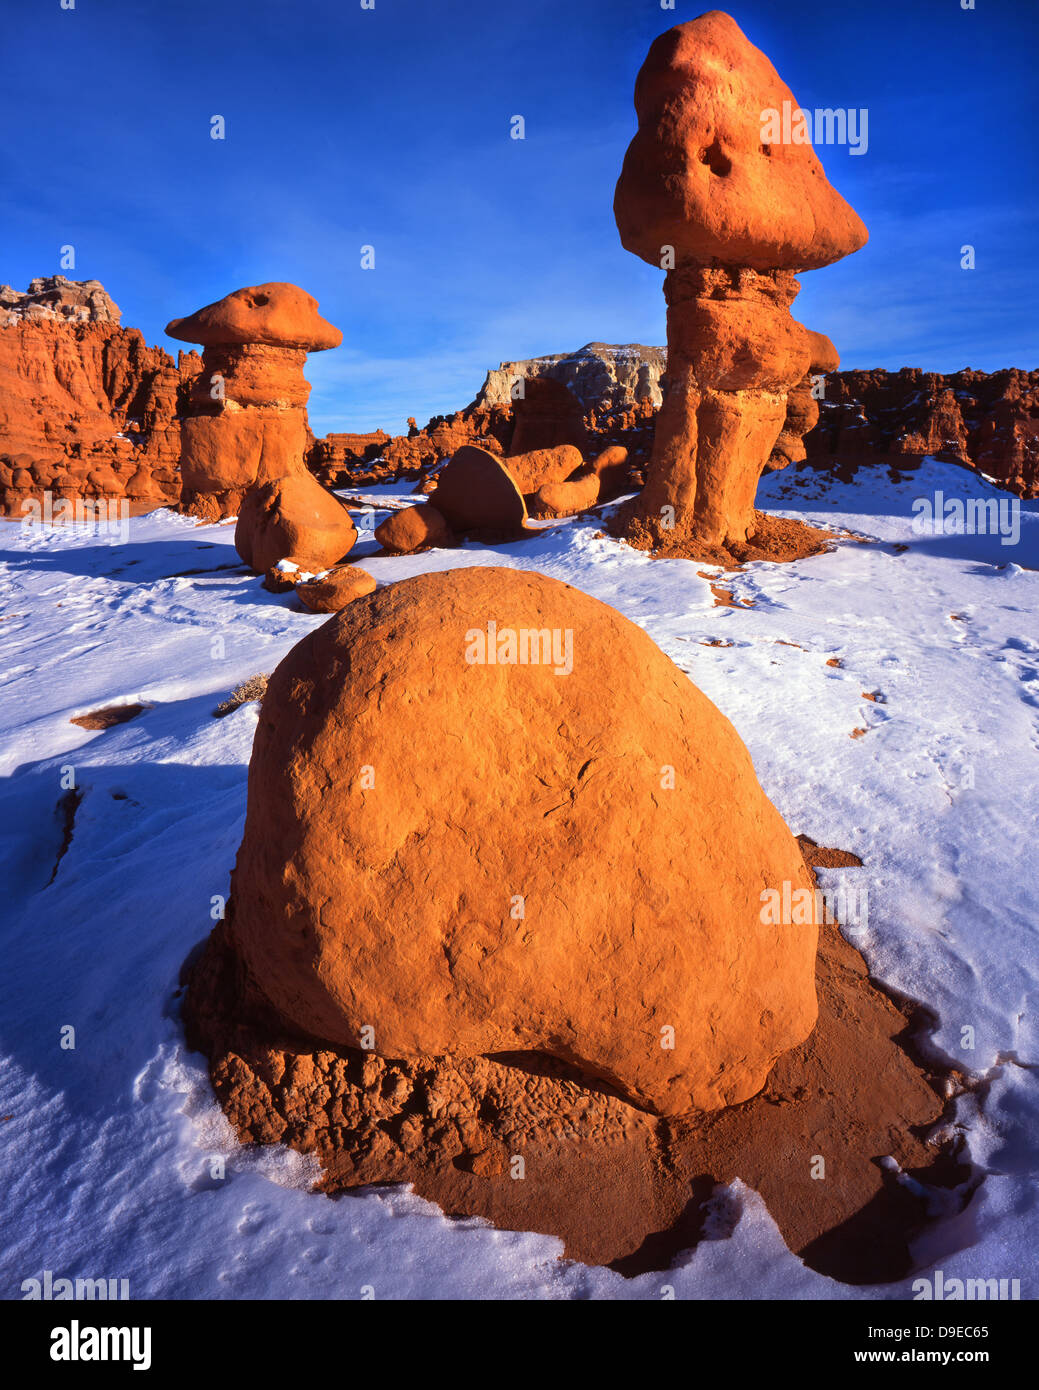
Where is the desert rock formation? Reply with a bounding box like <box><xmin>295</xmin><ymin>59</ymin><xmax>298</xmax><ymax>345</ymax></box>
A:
<box><xmin>167</xmin><ymin>282</ymin><xmax>357</xmax><ymax>569</ymax></box>
<box><xmin>0</xmin><ymin>277</ymin><xmax>200</xmax><ymax>516</ymax></box>
<box><xmin>195</xmin><ymin>566</ymin><xmax>819</xmax><ymax>1116</ymax></box>
<box><xmin>805</xmin><ymin>367</ymin><xmax>1039</xmax><ymax>495</ymax></box>
<box><xmin>167</xmin><ymin>283</ymin><xmax>340</xmax><ymax>514</ymax></box>
<box><xmin>429</xmin><ymin>446</ymin><xmax>528</xmax><ymax>534</ymax></box>
<box><xmin>476</xmin><ymin>343</ymin><xmax>665</xmax><ymax>412</ymax></box>
<box><xmin>374</xmin><ymin>502</ymin><xmax>454</xmax><ymax>554</ymax></box>
<box><xmin>614</xmin><ymin>12</ymin><xmax>867</xmax><ymax>552</ymax></box>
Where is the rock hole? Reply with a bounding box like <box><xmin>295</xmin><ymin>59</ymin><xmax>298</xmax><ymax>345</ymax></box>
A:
<box><xmin>699</xmin><ymin>139</ymin><xmax>732</xmax><ymax>176</ymax></box>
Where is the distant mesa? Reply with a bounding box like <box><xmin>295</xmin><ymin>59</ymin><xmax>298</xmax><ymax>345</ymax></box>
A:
<box><xmin>0</xmin><ymin>275</ymin><xmax>121</xmax><ymax>327</ymax></box>
<box><xmin>476</xmin><ymin>342</ymin><xmax>666</xmax><ymax>413</ymax></box>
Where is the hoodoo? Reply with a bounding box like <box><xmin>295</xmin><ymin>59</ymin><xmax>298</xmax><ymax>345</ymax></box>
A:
<box><xmin>614</xmin><ymin>11</ymin><xmax>867</xmax><ymax>552</ymax></box>
<box><xmin>167</xmin><ymin>281</ymin><xmax>357</xmax><ymax>571</ymax></box>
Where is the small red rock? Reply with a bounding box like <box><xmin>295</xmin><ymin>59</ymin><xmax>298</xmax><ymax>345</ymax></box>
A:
<box><xmin>296</xmin><ymin>566</ymin><xmax>377</xmax><ymax>613</ymax></box>
<box><xmin>374</xmin><ymin>503</ymin><xmax>453</xmax><ymax>554</ymax></box>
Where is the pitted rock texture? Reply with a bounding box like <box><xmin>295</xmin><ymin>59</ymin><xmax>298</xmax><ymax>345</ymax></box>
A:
<box><xmin>614</xmin><ymin>12</ymin><xmax>867</xmax><ymax>273</ymax></box>
<box><xmin>208</xmin><ymin>566</ymin><xmax>818</xmax><ymax>1115</ymax></box>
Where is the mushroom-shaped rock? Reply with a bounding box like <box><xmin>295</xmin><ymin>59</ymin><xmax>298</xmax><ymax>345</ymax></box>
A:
<box><xmin>168</xmin><ymin>282</ymin><xmax>342</xmax><ymax>517</ymax></box>
<box><xmin>166</xmin><ymin>282</ymin><xmax>342</xmax><ymax>351</ymax></box>
<box><xmin>374</xmin><ymin>503</ymin><xmax>453</xmax><ymax>554</ymax></box>
<box><xmin>235</xmin><ymin>472</ymin><xmax>357</xmax><ymax>575</ymax></box>
<box><xmin>504</xmin><ymin>444</ymin><xmax>584</xmax><ymax>496</ymax></box>
<box><xmin>223</xmin><ymin>566</ymin><xmax>819</xmax><ymax>1115</ymax></box>
<box><xmin>431</xmin><ymin>446</ymin><xmax>527</xmax><ymax>533</ymax></box>
<box><xmin>806</xmin><ymin>329</ymin><xmax>841</xmax><ymax>375</ymax></box>
<box><xmin>296</xmin><ymin>566</ymin><xmax>377</xmax><ymax>613</ymax></box>
<box><xmin>614</xmin><ymin>13</ymin><xmax>867</xmax><ymax>550</ymax></box>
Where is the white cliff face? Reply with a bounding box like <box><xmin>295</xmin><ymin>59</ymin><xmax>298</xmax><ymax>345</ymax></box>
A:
<box><xmin>0</xmin><ymin>276</ymin><xmax>121</xmax><ymax>327</ymax></box>
<box><xmin>474</xmin><ymin>341</ymin><xmax>666</xmax><ymax>411</ymax></box>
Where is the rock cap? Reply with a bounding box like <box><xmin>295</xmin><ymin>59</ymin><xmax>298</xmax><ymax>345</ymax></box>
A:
<box><xmin>614</xmin><ymin>11</ymin><xmax>868</xmax><ymax>272</ymax></box>
<box><xmin>166</xmin><ymin>282</ymin><xmax>342</xmax><ymax>351</ymax></box>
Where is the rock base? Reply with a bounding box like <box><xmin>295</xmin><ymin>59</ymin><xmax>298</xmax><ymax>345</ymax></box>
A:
<box><xmin>181</xmin><ymin>842</ymin><xmax>970</xmax><ymax>1284</ymax></box>
<box><xmin>613</xmin><ymin>504</ymin><xmax>840</xmax><ymax>569</ymax></box>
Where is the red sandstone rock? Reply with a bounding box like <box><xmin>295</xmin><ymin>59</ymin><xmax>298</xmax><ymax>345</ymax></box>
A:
<box><xmin>767</xmin><ymin>331</ymin><xmax>839</xmax><ymax>471</ymax></box>
<box><xmin>235</xmin><ymin>472</ymin><xmax>357</xmax><ymax>574</ymax></box>
<box><xmin>224</xmin><ymin>566</ymin><xmax>819</xmax><ymax>1115</ymax></box>
<box><xmin>503</xmin><ymin>444</ymin><xmax>583</xmax><ymax>495</ymax></box>
<box><xmin>805</xmin><ymin>329</ymin><xmax>840</xmax><ymax>374</ymax></box>
<box><xmin>531</xmin><ymin>467</ymin><xmax>601</xmax><ymax>518</ymax></box>
<box><xmin>168</xmin><ymin>282</ymin><xmax>341</xmax><ymax>519</ymax></box>
<box><xmin>178</xmin><ymin>408</ymin><xmax>311</xmax><ymax>498</ymax></box>
<box><xmin>262</xmin><ymin>566</ymin><xmax>301</xmax><ymax>594</ymax></box>
<box><xmin>802</xmin><ymin>367</ymin><xmax>1039</xmax><ymax>496</ymax></box>
<box><xmin>374</xmin><ymin>503</ymin><xmax>453</xmax><ymax>554</ymax></box>
<box><xmin>166</xmin><ymin>282</ymin><xmax>342</xmax><ymax>352</ymax></box>
<box><xmin>614</xmin><ymin>13</ymin><xmax>867</xmax><ymax>273</ymax></box>
<box><xmin>430</xmin><ymin>446</ymin><xmax>527</xmax><ymax>533</ymax></box>
<box><xmin>296</xmin><ymin>566</ymin><xmax>377</xmax><ymax>612</ymax></box>
<box><xmin>614</xmin><ymin>14</ymin><xmax>867</xmax><ymax>551</ymax></box>
<box><xmin>589</xmin><ymin>444</ymin><xmax>633</xmax><ymax>498</ymax></box>
<box><xmin>0</xmin><ymin>279</ymin><xmax>200</xmax><ymax>517</ymax></box>
<box><xmin>508</xmin><ymin>376</ymin><xmax>587</xmax><ymax>456</ymax></box>
<box><xmin>185</xmin><ymin>896</ymin><xmax>953</xmax><ymax>1283</ymax></box>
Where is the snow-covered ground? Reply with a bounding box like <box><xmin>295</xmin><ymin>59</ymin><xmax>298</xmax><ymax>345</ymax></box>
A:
<box><xmin>1</xmin><ymin>457</ymin><xmax>1036</xmax><ymax>1300</ymax></box>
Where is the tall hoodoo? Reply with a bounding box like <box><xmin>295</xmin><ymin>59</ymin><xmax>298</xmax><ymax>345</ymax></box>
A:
<box><xmin>614</xmin><ymin>11</ymin><xmax>867</xmax><ymax>550</ymax></box>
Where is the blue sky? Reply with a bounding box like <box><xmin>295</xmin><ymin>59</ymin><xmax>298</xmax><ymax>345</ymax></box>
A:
<box><xmin>3</xmin><ymin>0</ymin><xmax>1036</xmax><ymax>435</ymax></box>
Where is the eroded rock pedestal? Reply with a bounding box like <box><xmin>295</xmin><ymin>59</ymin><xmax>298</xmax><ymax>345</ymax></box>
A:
<box><xmin>614</xmin><ymin>12</ymin><xmax>867</xmax><ymax>556</ymax></box>
<box><xmin>167</xmin><ymin>283</ymin><xmax>357</xmax><ymax>572</ymax></box>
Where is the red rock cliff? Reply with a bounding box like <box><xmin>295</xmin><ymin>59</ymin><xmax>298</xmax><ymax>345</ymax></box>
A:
<box><xmin>0</xmin><ymin>276</ymin><xmax>201</xmax><ymax>516</ymax></box>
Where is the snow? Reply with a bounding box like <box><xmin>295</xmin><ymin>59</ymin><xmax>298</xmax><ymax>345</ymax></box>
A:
<box><xmin>1</xmin><ymin>457</ymin><xmax>1036</xmax><ymax>1299</ymax></box>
